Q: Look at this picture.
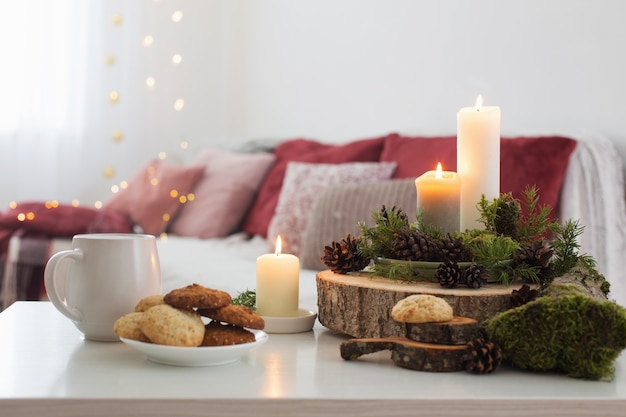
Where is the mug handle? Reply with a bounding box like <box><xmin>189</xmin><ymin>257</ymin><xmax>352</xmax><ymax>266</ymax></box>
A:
<box><xmin>44</xmin><ymin>249</ymin><xmax>84</xmax><ymax>322</ymax></box>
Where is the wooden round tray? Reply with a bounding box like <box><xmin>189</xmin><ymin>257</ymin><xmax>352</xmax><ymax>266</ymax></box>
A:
<box><xmin>316</xmin><ymin>270</ymin><xmax>533</xmax><ymax>339</ymax></box>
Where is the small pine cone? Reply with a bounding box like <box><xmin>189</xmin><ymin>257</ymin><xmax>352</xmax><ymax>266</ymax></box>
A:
<box><xmin>390</xmin><ymin>229</ymin><xmax>435</xmax><ymax>261</ymax></box>
<box><xmin>463</xmin><ymin>338</ymin><xmax>502</xmax><ymax>374</ymax></box>
<box><xmin>494</xmin><ymin>193</ymin><xmax>521</xmax><ymax>238</ymax></box>
<box><xmin>435</xmin><ymin>261</ymin><xmax>462</xmax><ymax>288</ymax></box>
<box><xmin>513</xmin><ymin>240</ymin><xmax>554</xmax><ymax>282</ymax></box>
<box><xmin>321</xmin><ymin>233</ymin><xmax>370</xmax><ymax>274</ymax></box>
<box><xmin>511</xmin><ymin>284</ymin><xmax>540</xmax><ymax>307</ymax></box>
<box><xmin>435</xmin><ymin>233</ymin><xmax>472</xmax><ymax>262</ymax></box>
<box><xmin>463</xmin><ymin>263</ymin><xmax>487</xmax><ymax>289</ymax></box>
<box><xmin>378</xmin><ymin>205</ymin><xmax>409</xmax><ymax>228</ymax></box>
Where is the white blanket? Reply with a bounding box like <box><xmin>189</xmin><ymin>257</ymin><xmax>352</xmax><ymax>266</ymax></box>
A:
<box><xmin>560</xmin><ymin>131</ymin><xmax>626</xmax><ymax>304</ymax></box>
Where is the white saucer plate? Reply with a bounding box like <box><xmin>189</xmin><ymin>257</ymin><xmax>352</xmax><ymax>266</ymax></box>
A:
<box><xmin>261</xmin><ymin>309</ymin><xmax>317</xmax><ymax>334</ymax></box>
<box><xmin>120</xmin><ymin>329</ymin><xmax>268</xmax><ymax>367</ymax></box>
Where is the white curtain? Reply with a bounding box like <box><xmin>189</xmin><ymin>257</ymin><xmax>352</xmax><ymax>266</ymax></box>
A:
<box><xmin>0</xmin><ymin>1</ymin><xmax>90</xmax><ymax>208</ymax></box>
<box><xmin>0</xmin><ymin>0</ymin><xmax>217</xmax><ymax>210</ymax></box>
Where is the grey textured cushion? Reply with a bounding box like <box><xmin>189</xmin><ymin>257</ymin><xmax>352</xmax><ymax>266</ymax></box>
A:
<box><xmin>300</xmin><ymin>179</ymin><xmax>417</xmax><ymax>270</ymax></box>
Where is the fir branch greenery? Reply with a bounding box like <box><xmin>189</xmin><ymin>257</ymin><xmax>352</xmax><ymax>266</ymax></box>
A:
<box><xmin>549</xmin><ymin>219</ymin><xmax>596</xmax><ymax>278</ymax></box>
<box><xmin>359</xmin><ymin>205</ymin><xmax>413</xmax><ymax>260</ymax></box>
<box><xmin>232</xmin><ymin>289</ymin><xmax>256</xmax><ymax>310</ymax></box>
<box><xmin>517</xmin><ymin>185</ymin><xmax>555</xmax><ymax>243</ymax></box>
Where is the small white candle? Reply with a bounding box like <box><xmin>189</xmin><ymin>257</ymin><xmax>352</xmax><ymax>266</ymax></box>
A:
<box><xmin>457</xmin><ymin>95</ymin><xmax>501</xmax><ymax>231</ymax></box>
<box><xmin>415</xmin><ymin>162</ymin><xmax>461</xmax><ymax>234</ymax></box>
<box><xmin>256</xmin><ymin>235</ymin><xmax>299</xmax><ymax>317</ymax></box>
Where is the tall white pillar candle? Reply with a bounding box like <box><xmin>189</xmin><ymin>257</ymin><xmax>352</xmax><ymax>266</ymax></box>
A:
<box><xmin>256</xmin><ymin>235</ymin><xmax>299</xmax><ymax>317</ymax></box>
<box><xmin>457</xmin><ymin>95</ymin><xmax>501</xmax><ymax>231</ymax></box>
<box><xmin>415</xmin><ymin>162</ymin><xmax>461</xmax><ymax>234</ymax></box>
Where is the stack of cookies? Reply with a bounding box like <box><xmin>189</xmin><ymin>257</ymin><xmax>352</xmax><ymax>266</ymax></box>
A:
<box><xmin>114</xmin><ymin>283</ymin><xmax>265</xmax><ymax>347</ymax></box>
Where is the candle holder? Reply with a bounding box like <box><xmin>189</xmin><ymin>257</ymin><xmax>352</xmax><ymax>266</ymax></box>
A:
<box><xmin>260</xmin><ymin>309</ymin><xmax>317</xmax><ymax>334</ymax></box>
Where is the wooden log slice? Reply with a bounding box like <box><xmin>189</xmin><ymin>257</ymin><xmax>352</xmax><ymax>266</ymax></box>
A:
<box><xmin>406</xmin><ymin>316</ymin><xmax>480</xmax><ymax>345</ymax></box>
<box><xmin>317</xmin><ymin>270</ymin><xmax>536</xmax><ymax>338</ymax></box>
<box><xmin>340</xmin><ymin>337</ymin><xmax>467</xmax><ymax>372</ymax></box>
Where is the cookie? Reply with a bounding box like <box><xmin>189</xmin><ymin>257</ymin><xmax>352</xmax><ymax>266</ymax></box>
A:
<box><xmin>113</xmin><ymin>312</ymin><xmax>151</xmax><ymax>342</ymax></box>
<box><xmin>135</xmin><ymin>294</ymin><xmax>165</xmax><ymax>312</ymax></box>
<box><xmin>391</xmin><ymin>294</ymin><xmax>453</xmax><ymax>323</ymax></box>
<box><xmin>140</xmin><ymin>304</ymin><xmax>205</xmax><ymax>347</ymax></box>
<box><xmin>200</xmin><ymin>320</ymin><xmax>256</xmax><ymax>346</ymax></box>
<box><xmin>198</xmin><ymin>304</ymin><xmax>265</xmax><ymax>330</ymax></box>
<box><xmin>164</xmin><ymin>283</ymin><xmax>232</xmax><ymax>310</ymax></box>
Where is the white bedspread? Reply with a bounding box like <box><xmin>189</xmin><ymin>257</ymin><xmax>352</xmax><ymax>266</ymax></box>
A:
<box><xmin>156</xmin><ymin>233</ymin><xmax>319</xmax><ymax>311</ymax></box>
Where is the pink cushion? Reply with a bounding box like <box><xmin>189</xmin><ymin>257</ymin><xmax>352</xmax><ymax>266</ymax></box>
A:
<box><xmin>169</xmin><ymin>149</ymin><xmax>276</xmax><ymax>238</ymax></box>
<box><xmin>380</xmin><ymin>134</ymin><xmax>577</xmax><ymax>211</ymax></box>
<box><xmin>242</xmin><ymin>136</ymin><xmax>388</xmax><ymax>237</ymax></box>
<box><xmin>0</xmin><ymin>202</ymin><xmax>131</xmax><ymax>235</ymax></box>
<box><xmin>267</xmin><ymin>161</ymin><xmax>397</xmax><ymax>255</ymax></box>
<box><xmin>105</xmin><ymin>159</ymin><xmax>205</xmax><ymax>236</ymax></box>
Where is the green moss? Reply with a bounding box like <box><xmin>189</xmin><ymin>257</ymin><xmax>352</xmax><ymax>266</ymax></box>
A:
<box><xmin>483</xmin><ymin>294</ymin><xmax>626</xmax><ymax>380</ymax></box>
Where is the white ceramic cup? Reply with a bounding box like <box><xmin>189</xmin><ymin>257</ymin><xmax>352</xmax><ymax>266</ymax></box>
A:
<box><xmin>44</xmin><ymin>233</ymin><xmax>161</xmax><ymax>341</ymax></box>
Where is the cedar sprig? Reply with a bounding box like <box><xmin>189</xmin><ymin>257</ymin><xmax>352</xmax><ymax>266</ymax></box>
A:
<box><xmin>549</xmin><ymin>219</ymin><xmax>596</xmax><ymax>278</ymax></box>
<box><xmin>232</xmin><ymin>289</ymin><xmax>257</xmax><ymax>310</ymax></box>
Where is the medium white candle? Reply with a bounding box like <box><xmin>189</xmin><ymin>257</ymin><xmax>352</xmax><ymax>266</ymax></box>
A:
<box><xmin>256</xmin><ymin>235</ymin><xmax>299</xmax><ymax>317</ymax></box>
<box><xmin>457</xmin><ymin>95</ymin><xmax>501</xmax><ymax>231</ymax></box>
<box><xmin>415</xmin><ymin>162</ymin><xmax>461</xmax><ymax>234</ymax></box>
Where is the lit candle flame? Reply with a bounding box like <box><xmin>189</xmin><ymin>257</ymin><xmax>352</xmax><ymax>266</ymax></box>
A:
<box><xmin>435</xmin><ymin>162</ymin><xmax>443</xmax><ymax>179</ymax></box>
<box><xmin>275</xmin><ymin>235</ymin><xmax>282</xmax><ymax>256</ymax></box>
<box><xmin>475</xmin><ymin>95</ymin><xmax>483</xmax><ymax>111</ymax></box>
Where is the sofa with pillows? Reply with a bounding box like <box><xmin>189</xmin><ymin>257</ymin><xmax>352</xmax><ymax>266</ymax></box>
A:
<box><xmin>1</xmin><ymin>131</ymin><xmax>625</xmax><ymax>311</ymax></box>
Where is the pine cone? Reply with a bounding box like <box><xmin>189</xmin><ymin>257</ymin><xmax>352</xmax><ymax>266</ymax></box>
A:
<box><xmin>513</xmin><ymin>239</ymin><xmax>554</xmax><ymax>282</ymax></box>
<box><xmin>378</xmin><ymin>205</ymin><xmax>409</xmax><ymax>228</ymax></box>
<box><xmin>494</xmin><ymin>193</ymin><xmax>521</xmax><ymax>238</ymax></box>
<box><xmin>463</xmin><ymin>263</ymin><xmax>487</xmax><ymax>289</ymax></box>
<box><xmin>463</xmin><ymin>338</ymin><xmax>502</xmax><ymax>374</ymax></box>
<box><xmin>511</xmin><ymin>284</ymin><xmax>540</xmax><ymax>307</ymax></box>
<box><xmin>390</xmin><ymin>229</ymin><xmax>435</xmax><ymax>261</ymax></box>
<box><xmin>321</xmin><ymin>233</ymin><xmax>370</xmax><ymax>274</ymax></box>
<box><xmin>435</xmin><ymin>261</ymin><xmax>462</xmax><ymax>288</ymax></box>
<box><xmin>434</xmin><ymin>233</ymin><xmax>472</xmax><ymax>262</ymax></box>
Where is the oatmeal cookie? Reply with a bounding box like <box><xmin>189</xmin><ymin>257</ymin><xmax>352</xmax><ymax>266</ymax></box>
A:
<box><xmin>198</xmin><ymin>304</ymin><xmax>265</xmax><ymax>330</ymax></box>
<box><xmin>114</xmin><ymin>312</ymin><xmax>151</xmax><ymax>342</ymax></box>
<box><xmin>391</xmin><ymin>294</ymin><xmax>453</xmax><ymax>323</ymax></box>
<box><xmin>200</xmin><ymin>320</ymin><xmax>256</xmax><ymax>346</ymax></box>
<box><xmin>135</xmin><ymin>294</ymin><xmax>165</xmax><ymax>312</ymax></box>
<box><xmin>140</xmin><ymin>304</ymin><xmax>205</xmax><ymax>347</ymax></box>
<box><xmin>164</xmin><ymin>283</ymin><xmax>232</xmax><ymax>310</ymax></box>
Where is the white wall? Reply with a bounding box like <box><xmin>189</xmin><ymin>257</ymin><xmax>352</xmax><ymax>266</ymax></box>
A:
<box><xmin>204</xmin><ymin>0</ymin><xmax>626</xmax><ymax>157</ymax></box>
<box><xmin>2</xmin><ymin>0</ymin><xmax>625</xmax><ymax>208</ymax></box>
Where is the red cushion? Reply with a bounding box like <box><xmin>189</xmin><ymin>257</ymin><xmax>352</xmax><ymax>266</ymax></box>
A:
<box><xmin>380</xmin><ymin>134</ymin><xmax>457</xmax><ymax>177</ymax></box>
<box><xmin>380</xmin><ymin>134</ymin><xmax>577</xmax><ymax>211</ymax></box>
<box><xmin>0</xmin><ymin>202</ymin><xmax>132</xmax><ymax>236</ymax></box>
<box><xmin>242</xmin><ymin>136</ymin><xmax>387</xmax><ymax>237</ymax></box>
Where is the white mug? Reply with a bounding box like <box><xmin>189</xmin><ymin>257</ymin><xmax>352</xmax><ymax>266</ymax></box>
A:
<box><xmin>44</xmin><ymin>233</ymin><xmax>161</xmax><ymax>341</ymax></box>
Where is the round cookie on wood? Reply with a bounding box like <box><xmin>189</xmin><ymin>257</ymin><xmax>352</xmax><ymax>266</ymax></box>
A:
<box><xmin>391</xmin><ymin>294</ymin><xmax>453</xmax><ymax>323</ymax></box>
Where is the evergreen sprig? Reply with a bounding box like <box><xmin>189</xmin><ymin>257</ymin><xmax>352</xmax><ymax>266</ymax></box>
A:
<box><xmin>232</xmin><ymin>289</ymin><xmax>257</xmax><ymax>310</ymax></box>
<box><xmin>359</xmin><ymin>205</ymin><xmax>412</xmax><ymax>260</ymax></box>
<box><xmin>517</xmin><ymin>185</ymin><xmax>555</xmax><ymax>243</ymax></box>
<box><xmin>549</xmin><ymin>219</ymin><xmax>596</xmax><ymax>278</ymax></box>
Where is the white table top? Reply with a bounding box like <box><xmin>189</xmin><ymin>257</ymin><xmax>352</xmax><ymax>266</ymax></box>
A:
<box><xmin>1</xmin><ymin>302</ymin><xmax>626</xmax><ymax>417</ymax></box>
